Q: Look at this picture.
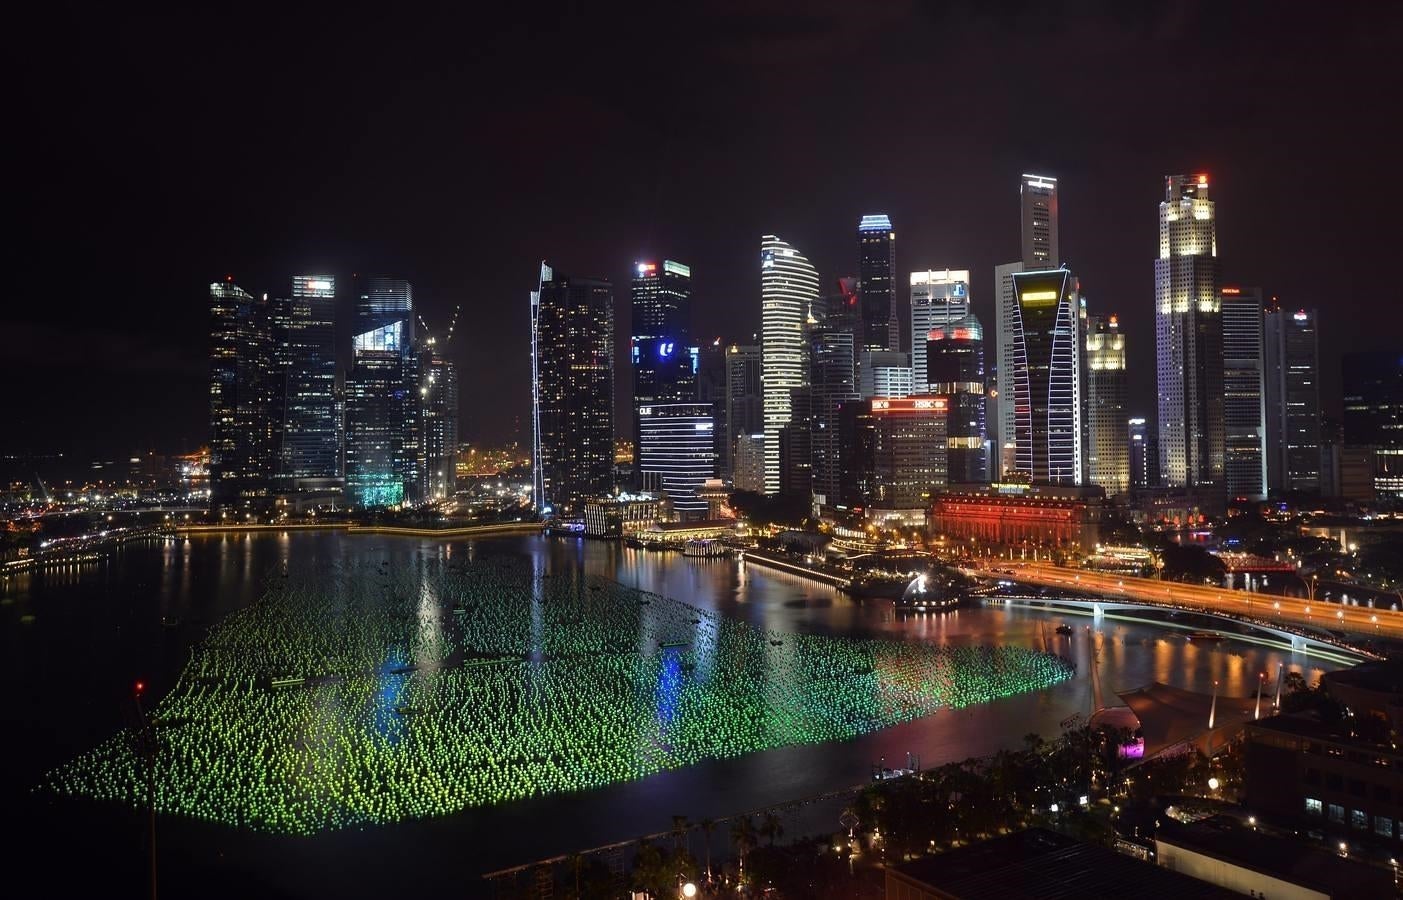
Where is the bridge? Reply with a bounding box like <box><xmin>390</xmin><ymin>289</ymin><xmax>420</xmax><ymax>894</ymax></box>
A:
<box><xmin>972</xmin><ymin>562</ymin><xmax>1394</xmax><ymax>662</ymax></box>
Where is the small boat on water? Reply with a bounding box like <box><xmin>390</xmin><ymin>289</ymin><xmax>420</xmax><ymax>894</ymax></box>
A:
<box><xmin>1055</xmin><ymin>624</ymin><xmax>1074</xmax><ymax>636</ymax></box>
<box><xmin>1185</xmin><ymin>630</ymin><xmax>1224</xmax><ymax>641</ymax></box>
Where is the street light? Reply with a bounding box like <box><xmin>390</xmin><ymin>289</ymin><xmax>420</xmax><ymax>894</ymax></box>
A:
<box><xmin>680</xmin><ymin>882</ymin><xmax>698</xmax><ymax>898</ymax></box>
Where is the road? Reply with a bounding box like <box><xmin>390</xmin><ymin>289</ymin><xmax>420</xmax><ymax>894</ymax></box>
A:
<box><xmin>971</xmin><ymin>561</ymin><xmax>1403</xmax><ymax>643</ymax></box>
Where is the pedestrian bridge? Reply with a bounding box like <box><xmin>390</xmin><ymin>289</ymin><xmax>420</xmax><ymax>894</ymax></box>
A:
<box><xmin>986</xmin><ymin>594</ymin><xmax>1378</xmax><ymax>666</ymax></box>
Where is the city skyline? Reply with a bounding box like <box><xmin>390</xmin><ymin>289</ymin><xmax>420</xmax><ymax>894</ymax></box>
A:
<box><xmin>9</xmin><ymin>5</ymin><xmax>1399</xmax><ymax>460</ymax></box>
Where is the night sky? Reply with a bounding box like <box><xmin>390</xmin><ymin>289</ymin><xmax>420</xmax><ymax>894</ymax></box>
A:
<box><xmin>11</xmin><ymin>2</ymin><xmax>1401</xmax><ymax>464</ymax></box>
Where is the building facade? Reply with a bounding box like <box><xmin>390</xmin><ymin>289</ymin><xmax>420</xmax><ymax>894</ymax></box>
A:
<box><xmin>839</xmin><ymin>397</ymin><xmax>948</xmax><ymax>512</ymax></box>
<box><xmin>810</xmin><ymin>321</ymin><xmax>859</xmax><ymax>505</ymax></box>
<box><xmin>1264</xmin><ymin>303</ymin><xmax>1322</xmax><ymax>494</ymax></box>
<box><xmin>345</xmin><ymin>322</ymin><xmax>413</xmax><ymax>507</ymax></box>
<box><xmin>731</xmin><ymin>433</ymin><xmax>766</xmax><ymax>494</ymax></box>
<box><xmin>761</xmin><ymin>235</ymin><xmax>819</xmax><ymax>494</ymax></box>
<box><xmin>1155</xmin><ymin>174</ymin><xmax>1225</xmax><ymax>493</ymax></box>
<box><xmin>910</xmin><ymin>268</ymin><xmax>970</xmax><ymax>391</ymax></box>
<box><xmin>1221</xmin><ymin>286</ymin><xmax>1267</xmax><ymax>501</ymax></box>
<box><xmin>927</xmin><ymin>313</ymin><xmax>988</xmax><ymax>484</ymax></box>
<box><xmin>857</xmin><ymin>214</ymin><xmax>898</xmax><ymax>352</ymax></box>
<box><xmin>419</xmin><ymin>343</ymin><xmax>459</xmax><ymax>501</ymax></box>
<box><xmin>1007</xmin><ymin>267</ymin><xmax>1083</xmax><ymax>484</ymax></box>
<box><xmin>1341</xmin><ymin>351</ymin><xmax>1403</xmax><ymax>497</ymax></box>
<box><xmin>929</xmin><ymin>484</ymin><xmax>1108</xmax><ymax>553</ymax></box>
<box><xmin>274</xmin><ymin>275</ymin><xmax>340</xmax><ymax>489</ymax></box>
<box><xmin>209</xmin><ymin>279</ymin><xmax>275</xmax><ymax>510</ymax></box>
<box><xmin>531</xmin><ymin>263</ymin><xmax>614</xmax><ymax>517</ymax></box>
<box><xmin>723</xmin><ymin>343</ymin><xmax>763</xmax><ymax>482</ymax></box>
<box><xmin>857</xmin><ymin>350</ymin><xmax>913</xmax><ymax>399</ymax></box>
<box><xmin>1084</xmin><ymin>315</ymin><xmax>1129</xmax><ymax>496</ymax></box>
<box><xmin>636</xmin><ymin>402</ymin><xmax>714</xmax><ymax>518</ymax></box>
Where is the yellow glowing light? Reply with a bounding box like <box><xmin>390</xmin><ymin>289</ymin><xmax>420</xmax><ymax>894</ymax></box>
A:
<box><xmin>1020</xmin><ymin>290</ymin><xmax>1059</xmax><ymax>302</ymax></box>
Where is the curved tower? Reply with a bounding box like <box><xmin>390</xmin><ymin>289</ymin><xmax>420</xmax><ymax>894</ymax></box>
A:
<box><xmin>761</xmin><ymin>235</ymin><xmax>819</xmax><ymax>494</ymax></box>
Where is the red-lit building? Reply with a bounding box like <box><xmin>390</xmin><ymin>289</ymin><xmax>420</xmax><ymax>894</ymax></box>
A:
<box><xmin>929</xmin><ymin>483</ymin><xmax>1108</xmax><ymax>552</ymax></box>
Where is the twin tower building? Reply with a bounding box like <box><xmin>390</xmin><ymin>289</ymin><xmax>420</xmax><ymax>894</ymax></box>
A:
<box><xmin>532</xmin><ymin>172</ymin><xmax>1252</xmax><ymax>520</ymax></box>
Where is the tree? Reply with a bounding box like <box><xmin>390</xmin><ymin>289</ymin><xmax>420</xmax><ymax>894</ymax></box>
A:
<box><xmin>729</xmin><ymin>816</ymin><xmax>757</xmax><ymax>882</ymax></box>
<box><xmin>1159</xmin><ymin>544</ymin><xmax>1227</xmax><ymax>584</ymax></box>
<box><xmin>759</xmin><ymin>811</ymin><xmax>784</xmax><ymax>846</ymax></box>
<box><xmin>698</xmin><ymin>818</ymin><xmax>716</xmax><ymax>881</ymax></box>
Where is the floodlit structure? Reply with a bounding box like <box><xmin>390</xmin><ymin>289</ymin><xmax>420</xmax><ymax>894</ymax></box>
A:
<box><xmin>1084</xmin><ymin>315</ymin><xmax>1129</xmax><ymax>496</ymax></box>
<box><xmin>910</xmin><ymin>268</ymin><xmax>970</xmax><ymax>391</ymax></box>
<box><xmin>857</xmin><ymin>214</ymin><xmax>897</xmax><ymax>352</ymax></box>
<box><xmin>761</xmin><ymin>235</ymin><xmax>819</xmax><ymax>494</ymax></box>
<box><xmin>1221</xmin><ymin>286</ymin><xmax>1267</xmax><ymax>501</ymax></box>
<box><xmin>1007</xmin><ymin>267</ymin><xmax>1083</xmax><ymax>483</ymax></box>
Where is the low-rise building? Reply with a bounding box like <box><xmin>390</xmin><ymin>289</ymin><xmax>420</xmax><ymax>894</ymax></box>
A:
<box><xmin>928</xmin><ymin>483</ymin><xmax>1108</xmax><ymax>553</ymax></box>
<box><xmin>582</xmin><ymin>493</ymin><xmax>665</xmax><ymax>538</ymax></box>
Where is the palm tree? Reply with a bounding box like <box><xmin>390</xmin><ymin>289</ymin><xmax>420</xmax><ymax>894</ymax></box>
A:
<box><xmin>760</xmin><ymin>811</ymin><xmax>784</xmax><ymax>846</ymax></box>
<box><xmin>699</xmin><ymin>818</ymin><xmax>716</xmax><ymax>881</ymax></box>
<box><xmin>671</xmin><ymin>814</ymin><xmax>691</xmax><ymax>855</ymax></box>
<box><xmin>730</xmin><ymin>816</ymin><xmax>757</xmax><ymax>882</ymax></box>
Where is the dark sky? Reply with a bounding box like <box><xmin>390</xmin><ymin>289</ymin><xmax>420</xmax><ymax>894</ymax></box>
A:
<box><xmin>10</xmin><ymin>1</ymin><xmax>1401</xmax><ymax>462</ymax></box>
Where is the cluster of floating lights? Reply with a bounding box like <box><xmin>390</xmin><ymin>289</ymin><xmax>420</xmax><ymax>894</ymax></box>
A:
<box><xmin>40</xmin><ymin>555</ymin><xmax>1072</xmax><ymax>834</ymax></box>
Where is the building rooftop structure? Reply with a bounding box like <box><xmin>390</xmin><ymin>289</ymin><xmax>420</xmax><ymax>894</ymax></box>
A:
<box><xmin>886</xmin><ymin>828</ymin><xmax>1236</xmax><ymax>899</ymax></box>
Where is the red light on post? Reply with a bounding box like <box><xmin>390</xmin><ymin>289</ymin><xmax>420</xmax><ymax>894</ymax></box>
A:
<box><xmin>135</xmin><ymin>680</ymin><xmax>146</xmax><ymax>696</ymax></box>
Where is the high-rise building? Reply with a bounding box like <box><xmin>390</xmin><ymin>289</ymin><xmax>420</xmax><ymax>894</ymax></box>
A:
<box><xmin>732</xmin><ymin>433</ymin><xmax>767</xmax><ymax>494</ymax></box>
<box><xmin>632</xmin><ymin>260</ymin><xmax>698</xmax><ymax>492</ymax></box>
<box><xmin>1084</xmin><ymin>315</ymin><xmax>1129</xmax><ymax>496</ymax></box>
<box><xmin>1221</xmin><ymin>286</ymin><xmax>1267</xmax><ymax>501</ymax></box>
<box><xmin>810</xmin><ymin>321</ymin><xmax>859</xmax><ymax>505</ymax></box>
<box><xmin>345</xmin><ymin>321</ymin><xmax>413</xmax><ymax>507</ymax></box>
<box><xmin>1155</xmin><ymin>174</ymin><xmax>1224</xmax><ymax>491</ymax></box>
<box><xmin>910</xmin><ymin>269</ymin><xmax>970</xmax><ymax>391</ymax></box>
<box><xmin>419</xmin><ymin>343</ymin><xmax>459</xmax><ymax>501</ymax></box>
<box><xmin>357</xmin><ymin>275</ymin><xmax>416</xmax><ymax>341</ymax></box>
<box><xmin>531</xmin><ymin>263</ymin><xmax>614</xmax><ymax>517</ymax></box>
<box><xmin>928</xmin><ymin>313</ymin><xmax>987</xmax><ymax>484</ymax></box>
<box><xmin>1020</xmin><ymin>174</ymin><xmax>1059</xmax><ymax>270</ymax></box>
<box><xmin>695</xmin><ymin>338</ymin><xmax>728</xmax><ymax>480</ymax></box>
<box><xmin>637</xmin><ymin>402</ymin><xmax>714</xmax><ymax>518</ymax></box>
<box><xmin>1128</xmin><ymin>417</ymin><xmax>1151</xmax><ymax>490</ymax></box>
<box><xmin>1264</xmin><ymin>303</ymin><xmax>1322</xmax><ymax>494</ymax></box>
<box><xmin>778</xmin><ymin>387</ymin><xmax>813</xmax><ymax>497</ymax></box>
<box><xmin>857</xmin><ymin>215</ymin><xmax>898</xmax><ymax>352</ymax></box>
<box><xmin>996</xmin><ymin>175</ymin><xmax>1063</xmax><ymax>482</ymax></box>
<box><xmin>858</xmin><ymin>350</ymin><xmax>913</xmax><ymax>399</ymax></box>
<box><xmin>274</xmin><ymin>275</ymin><xmax>340</xmax><ymax>488</ymax></box>
<box><xmin>761</xmin><ymin>235</ymin><xmax>819</xmax><ymax>494</ymax></box>
<box><xmin>209</xmin><ymin>279</ymin><xmax>275</xmax><ymax>510</ymax></box>
<box><xmin>1343</xmin><ymin>352</ymin><xmax>1403</xmax><ymax>497</ymax></box>
<box><xmin>839</xmin><ymin>397</ymin><xmax>948</xmax><ymax>511</ymax></box>
<box><xmin>1006</xmin><ymin>267</ymin><xmax>1083</xmax><ymax>484</ymax></box>
<box><xmin>724</xmin><ymin>343</ymin><xmax>763</xmax><ymax>482</ymax></box>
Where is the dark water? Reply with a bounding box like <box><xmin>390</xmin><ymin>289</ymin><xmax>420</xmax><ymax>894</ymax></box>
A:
<box><xmin>2</xmin><ymin>532</ymin><xmax>1337</xmax><ymax>898</ymax></box>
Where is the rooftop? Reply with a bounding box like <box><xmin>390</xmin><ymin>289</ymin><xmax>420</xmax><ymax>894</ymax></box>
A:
<box><xmin>888</xmin><ymin>828</ymin><xmax>1236</xmax><ymax>899</ymax></box>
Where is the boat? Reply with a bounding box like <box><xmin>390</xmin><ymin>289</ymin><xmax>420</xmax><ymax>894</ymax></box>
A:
<box><xmin>1185</xmin><ymin>630</ymin><xmax>1224</xmax><ymax>641</ymax></box>
<box><xmin>1055</xmin><ymin>624</ymin><xmax>1074</xmax><ymax>636</ymax></box>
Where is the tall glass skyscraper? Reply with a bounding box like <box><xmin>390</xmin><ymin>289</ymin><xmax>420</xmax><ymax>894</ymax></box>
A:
<box><xmin>1264</xmin><ymin>303</ymin><xmax>1321</xmax><ymax>494</ymax></box>
<box><xmin>910</xmin><ymin>269</ymin><xmax>970</xmax><ymax>392</ymax></box>
<box><xmin>532</xmin><ymin>263</ymin><xmax>614</xmax><ymax>516</ymax></box>
<box><xmin>1008</xmin><ymin>267</ymin><xmax>1082</xmax><ymax>484</ymax></box>
<box><xmin>420</xmin><ymin>343</ymin><xmax>459</xmax><ymax>501</ymax></box>
<box><xmin>632</xmin><ymin>260</ymin><xmax>702</xmax><ymax>500</ymax></box>
<box><xmin>1221</xmin><ymin>286</ymin><xmax>1267</xmax><ymax>500</ymax></box>
<box><xmin>636</xmin><ymin>402</ymin><xmax>714</xmax><ymax>517</ymax></box>
<box><xmin>274</xmin><ymin>275</ymin><xmax>340</xmax><ymax>487</ymax></box>
<box><xmin>809</xmin><ymin>320</ymin><xmax>859</xmax><ymax>505</ymax></box>
<box><xmin>857</xmin><ymin>215</ymin><xmax>897</xmax><ymax>352</ymax></box>
<box><xmin>761</xmin><ymin>235</ymin><xmax>818</xmax><ymax>494</ymax></box>
<box><xmin>1343</xmin><ymin>352</ymin><xmax>1403</xmax><ymax>497</ymax></box>
<box><xmin>724</xmin><ymin>343</ymin><xmax>763</xmax><ymax>482</ymax></box>
<box><xmin>209</xmin><ymin>279</ymin><xmax>275</xmax><ymax>510</ymax></box>
<box><xmin>1155</xmin><ymin>174</ymin><xmax>1224</xmax><ymax>491</ymax></box>
<box><xmin>927</xmin><ymin>313</ymin><xmax>987</xmax><ymax>484</ymax></box>
<box><xmin>1084</xmin><ymin>315</ymin><xmax>1129</xmax><ymax>496</ymax></box>
<box><xmin>346</xmin><ymin>276</ymin><xmax>418</xmax><ymax>507</ymax></box>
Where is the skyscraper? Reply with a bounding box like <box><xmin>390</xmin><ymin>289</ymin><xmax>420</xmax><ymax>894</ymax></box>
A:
<box><xmin>1264</xmin><ymin>303</ymin><xmax>1322</xmax><ymax>494</ymax></box>
<box><xmin>1128</xmin><ymin>417</ymin><xmax>1151</xmax><ymax>490</ymax></box>
<box><xmin>810</xmin><ymin>319</ymin><xmax>859</xmax><ymax>505</ymax></box>
<box><xmin>858</xmin><ymin>350</ymin><xmax>913</xmax><ymax>399</ymax></box>
<box><xmin>346</xmin><ymin>276</ymin><xmax>418</xmax><ymax>507</ymax></box>
<box><xmin>1008</xmin><ymin>268</ymin><xmax>1083</xmax><ymax>484</ymax></box>
<box><xmin>1155</xmin><ymin>174</ymin><xmax>1224</xmax><ymax>491</ymax></box>
<box><xmin>632</xmin><ymin>260</ymin><xmax>701</xmax><ymax>496</ymax></box>
<box><xmin>724</xmin><ymin>343</ymin><xmax>763</xmax><ymax>482</ymax></box>
<box><xmin>275</xmin><ymin>275</ymin><xmax>340</xmax><ymax>488</ymax></box>
<box><xmin>839</xmin><ymin>397</ymin><xmax>948</xmax><ymax>511</ymax></box>
<box><xmin>209</xmin><ymin>279</ymin><xmax>275</xmax><ymax>510</ymax></box>
<box><xmin>1084</xmin><ymin>315</ymin><xmax>1129</xmax><ymax>496</ymax></box>
<box><xmin>1342</xmin><ymin>352</ymin><xmax>1403</xmax><ymax>497</ymax></box>
<box><xmin>695</xmin><ymin>338</ymin><xmax>728</xmax><ymax>480</ymax></box>
<box><xmin>636</xmin><ymin>402</ymin><xmax>714</xmax><ymax>517</ymax></box>
<box><xmin>857</xmin><ymin>215</ymin><xmax>898</xmax><ymax>352</ymax></box>
<box><xmin>419</xmin><ymin>343</ymin><xmax>459</xmax><ymax>501</ymax></box>
<box><xmin>927</xmin><ymin>313</ymin><xmax>987</xmax><ymax>484</ymax></box>
<box><xmin>761</xmin><ymin>235</ymin><xmax>819</xmax><ymax>494</ymax></box>
<box><xmin>910</xmin><ymin>269</ymin><xmax>970</xmax><ymax>391</ymax></box>
<box><xmin>996</xmin><ymin>175</ymin><xmax>1062</xmax><ymax>481</ymax></box>
<box><xmin>1221</xmin><ymin>286</ymin><xmax>1267</xmax><ymax>501</ymax></box>
<box><xmin>531</xmin><ymin>263</ymin><xmax>614</xmax><ymax>517</ymax></box>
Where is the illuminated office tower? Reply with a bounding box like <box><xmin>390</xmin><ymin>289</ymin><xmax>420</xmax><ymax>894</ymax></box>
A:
<box><xmin>996</xmin><ymin>175</ymin><xmax>1061</xmax><ymax>480</ymax></box>
<box><xmin>1084</xmin><ymin>315</ymin><xmax>1129</xmax><ymax>496</ymax></box>
<box><xmin>858</xmin><ymin>215</ymin><xmax>898</xmax><ymax>352</ymax></box>
<box><xmin>632</xmin><ymin>260</ymin><xmax>697</xmax><ymax>492</ymax></box>
<box><xmin>637</xmin><ymin>402</ymin><xmax>714</xmax><ymax>518</ymax></box>
<box><xmin>1155</xmin><ymin>174</ymin><xmax>1224</xmax><ymax>490</ymax></box>
<box><xmin>209</xmin><ymin>279</ymin><xmax>275</xmax><ymax>510</ymax></box>
<box><xmin>1264</xmin><ymin>303</ymin><xmax>1321</xmax><ymax>494</ymax></box>
<box><xmin>273</xmin><ymin>275</ymin><xmax>339</xmax><ymax>488</ymax></box>
<box><xmin>839</xmin><ymin>397</ymin><xmax>948</xmax><ymax>510</ymax></box>
<box><xmin>761</xmin><ymin>235</ymin><xmax>819</xmax><ymax>493</ymax></box>
<box><xmin>346</xmin><ymin>276</ymin><xmax>418</xmax><ymax>507</ymax></box>
<box><xmin>910</xmin><ymin>269</ymin><xmax>970</xmax><ymax>391</ymax></box>
<box><xmin>810</xmin><ymin>321</ymin><xmax>859</xmax><ymax>505</ymax></box>
<box><xmin>927</xmin><ymin>313</ymin><xmax>987</xmax><ymax>483</ymax></box>
<box><xmin>724</xmin><ymin>343</ymin><xmax>763</xmax><ymax>482</ymax></box>
<box><xmin>1221</xmin><ymin>286</ymin><xmax>1267</xmax><ymax>500</ymax></box>
<box><xmin>858</xmin><ymin>350</ymin><xmax>913</xmax><ymax>399</ymax></box>
<box><xmin>1007</xmin><ymin>268</ymin><xmax>1082</xmax><ymax>483</ymax></box>
<box><xmin>531</xmin><ymin>263</ymin><xmax>614</xmax><ymax>516</ymax></box>
<box><xmin>1343</xmin><ymin>352</ymin><xmax>1403</xmax><ymax>497</ymax></box>
<box><xmin>695</xmin><ymin>339</ymin><xmax>728</xmax><ymax>479</ymax></box>
<box><xmin>419</xmin><ymin>343</ymin><xmax>458</xmax><ymax>501</ymax></box>
<box><xmin>1129</xmin><ymin>418</ymin><xmax>1151</xmax><ymax>489</ymax></box>
<box><xmin>732</xmin><ymin>433</ymin><xmax>767</xmax><ymax>494</ymax></box>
